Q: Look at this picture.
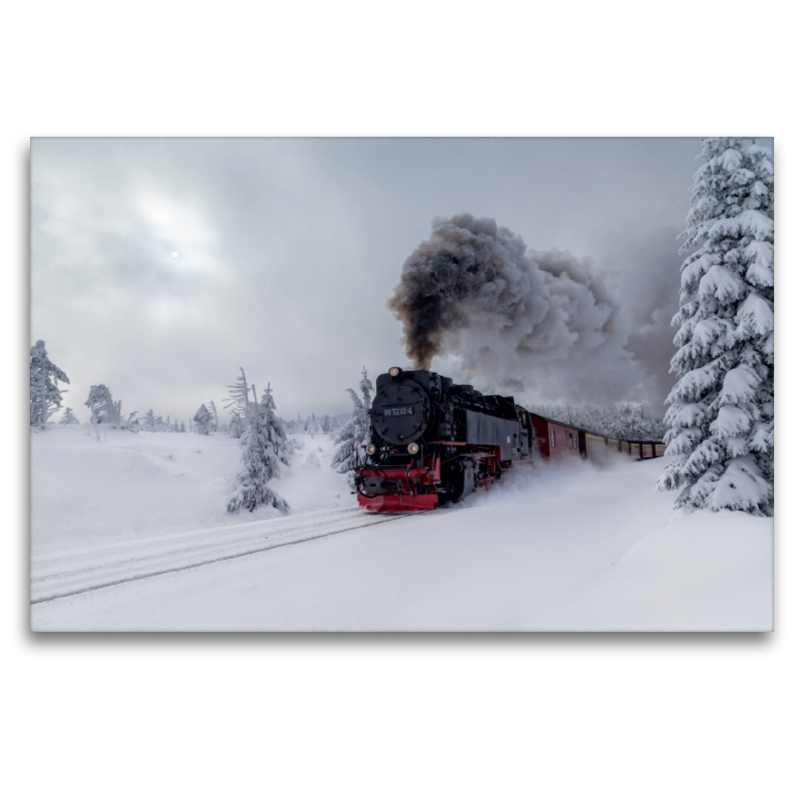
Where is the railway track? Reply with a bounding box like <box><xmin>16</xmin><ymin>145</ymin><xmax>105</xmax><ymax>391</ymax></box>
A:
<box><xmin>30</xmin><ymin>507</ymin><xmax>415</xmax><ymax>605</ymax></box>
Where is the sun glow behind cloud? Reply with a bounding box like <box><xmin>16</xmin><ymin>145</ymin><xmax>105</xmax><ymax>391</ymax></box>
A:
<box><xmin>134</xmin><ymin>191</ymin><xmax>223</xmax><ymax>279</ymax></box>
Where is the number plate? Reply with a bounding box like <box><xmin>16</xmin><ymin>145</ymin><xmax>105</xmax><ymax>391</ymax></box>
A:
<box><xmin>383</xmin><ymin>405</ymin><xmax>415</xmax><ymax>417</ymax></box>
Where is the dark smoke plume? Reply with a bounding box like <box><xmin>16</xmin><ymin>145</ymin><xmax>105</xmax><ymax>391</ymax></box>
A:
<box><xmin>389</xmin><ymin>213</ymin><xmax>654</xmax><ymax>404</ymax></box>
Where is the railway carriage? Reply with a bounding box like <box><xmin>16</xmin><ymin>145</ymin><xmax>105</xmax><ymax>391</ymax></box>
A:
<box><xmin>531</xmin><ymin>416</ymin><xmax>580</xmax><ymax>459</ymax></box>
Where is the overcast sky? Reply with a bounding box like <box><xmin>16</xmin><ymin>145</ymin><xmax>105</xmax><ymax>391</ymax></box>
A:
<box><xmin>31</xmin><ymin>137</ymin><xmax>739</xmax><ymax>423</ymax></box>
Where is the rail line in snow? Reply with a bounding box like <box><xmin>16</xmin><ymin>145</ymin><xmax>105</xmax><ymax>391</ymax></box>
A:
<box><xmin>30</xmin><ymin>508</ymin><xmax>418</xmax><ymax>605</ymax></box>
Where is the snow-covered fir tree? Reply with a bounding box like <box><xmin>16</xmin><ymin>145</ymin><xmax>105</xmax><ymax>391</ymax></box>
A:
<box><xmin>85</xmin><ymin>384</ymin><xmax>118</xmax><ymax>426</ymax></box>
<box><xmin>227</xmin><ymin>381</ymin><xmax>289</xmax><ymax>514</ymax></box>
<box><xmin>331</xmin><ymin>368</ymin><xmax>374</xmax><ymax>486</ymax></box>
<box><xmin>260</xmin><ymin>383</ymin><xmax>291</xmax><ymax>466</ymax></box>
<box><xmin>30</xmin><ymin>340</ymin><xmax>70</xmax><ymax>428</ymax></box>
<box><xmin>208</xmin><ymin>401</ymin><xmax>219</xmax><ymax>432</ymax></box>
<box><xmin>229</xmin><ymin>411</ymin><xmax>244</xmax><ymax>439</ymax></box>
<box><xmin>180</xmin><ymin>421</ymin><xmax>186</xmax><ymax>433</ymax></box>
<box><xmin>59</xmin><ymin>407</ymin><xmax>79</xmax><ymax>425</ymax></box>
<box><xmin>193</xmin><ymin>404</ymin><xmax>212</xmax><ymax>435</ymax></box>
<box><xmin>327</xmin><ymin>412</ymin><xmax>350</xmax><ymax>439</ymax></box>
<box><xmin>226</xmin><ymin>369</ymin><xmax>250</xmax><ymax>411</ymax></box>
<box><xmin>658</xmin><ymin>138</ymin><xmax>774</xmax><ymax>515</ymax></box>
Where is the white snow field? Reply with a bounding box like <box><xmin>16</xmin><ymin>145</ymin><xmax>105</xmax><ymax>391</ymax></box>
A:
<box><xmin>30</xmin><ymin>425</ymin><xmax>773</xmax><ymax>632</ymax></box>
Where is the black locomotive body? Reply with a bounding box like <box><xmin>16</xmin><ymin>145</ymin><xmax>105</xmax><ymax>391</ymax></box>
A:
<box><xmin>355</xmin><ymin>367</ymin><xmax>534</xmax><ymax>511</ymax></box>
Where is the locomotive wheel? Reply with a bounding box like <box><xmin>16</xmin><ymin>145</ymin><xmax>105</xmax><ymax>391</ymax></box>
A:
<box><xmin>442</xmin><ymin>457</ymin><xmax>476</xmax><ymax>505</ymax></box>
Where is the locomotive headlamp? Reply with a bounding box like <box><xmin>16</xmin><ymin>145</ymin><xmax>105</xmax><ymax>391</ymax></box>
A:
<box><xmin>366</xmin><ymin>443</ymin><xmax>377</xmax><ymax>455</ymax></box>
<box><xmin>389</xmin><ymin>367</ymin><xmax>402</xmax><ymax>377</ymax></box>
<box><xmin>407</xmin><ymin>443</ymin><xmax>420</xmax><ymax>455</ymax></box>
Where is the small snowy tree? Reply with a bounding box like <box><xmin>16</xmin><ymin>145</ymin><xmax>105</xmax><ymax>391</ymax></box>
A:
<box><xmin>225</xmin><ymin>369</ymin><xmax>251</xmax><ymax>416</ymax></box>
<box><xmin>658</xmin><ymin>138</ymin><xmax>774</xmax><ymax>515</ymax></box>
<box><xmin>193</xmin><ymin>404</ymin><xmax>212</xmax><ymax>435</ymax></box>
<box><xmin>85</xmin><ymin>384</ymin><xmax>118</xmax><ymax>426</ymax></box>
<box><xmin>229</xmin><ymin>411</ymin><xmax>244</xmax><ymax>439</ymax></box>
<box><xmin>30</xmin><ymin>340</ymin><xmax>70</xmax><ymax>428</ymax></box>
<box><xmin>227</xmin><ymin>382</ymin><xmax>289</xmax><ymax>514</ymax></box>
<box><xmin>331</xmin><ymin>368</ymin><xmax>374</xmax><ymax>486</ymax></box>
<box><xmin>208</xmin><ymin>401</ymin><xmax>219</xmax><ymax>432</ymax></box>
<box><xmin>59</xmin><ymin>407</ymin><xmax>79</xmax><ymax>425</ymax></box>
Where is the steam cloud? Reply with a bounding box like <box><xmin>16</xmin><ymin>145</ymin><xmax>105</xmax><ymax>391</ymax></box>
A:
<box><xmin>389</xmin><ymin>213</ymin><xmax>654</xmax><ymax>404</ymax></box>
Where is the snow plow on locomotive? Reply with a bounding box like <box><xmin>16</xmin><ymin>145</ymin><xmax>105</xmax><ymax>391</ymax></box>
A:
<box><xmin>354</xmin><ymin>367</ymin><xmax>664</xmax><ymax>512</ymax></box>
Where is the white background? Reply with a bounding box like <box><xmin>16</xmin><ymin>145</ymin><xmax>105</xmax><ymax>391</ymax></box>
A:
<box><xmin>5</xmin><ymin>2</ymin><xmax>796</xmax><ymax>798</ymax></box>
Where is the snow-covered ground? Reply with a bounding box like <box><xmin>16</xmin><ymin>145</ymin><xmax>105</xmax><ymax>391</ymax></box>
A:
<box><xmin>30</xmin><ymin>425</ymin><xmax>772</xmax><ymax>632</ymax></box>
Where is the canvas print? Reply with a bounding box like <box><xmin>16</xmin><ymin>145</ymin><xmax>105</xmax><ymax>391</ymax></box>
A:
<box><xmin>29</xmin><ymin>137</ymin><xmax>774</xmax><ymax>632</ymax></box>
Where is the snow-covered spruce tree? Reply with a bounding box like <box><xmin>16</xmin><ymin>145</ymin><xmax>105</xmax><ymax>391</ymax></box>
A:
<box><xmin>193</xmin><ymin>404</ymin><xmax>212</xmax><ymax>435</ymax></box>
<box><xmin>208</xmin><ymin>401</ymin><xmax>219</xmax><ymax>432</ymax></box>
<box><xmin>331</xmin><ymin>368</ymin><xmax>374</xmax><ymax>487</ymax></box>
<box><xmin>59</xmin><ymin>407</ymin><xmax>79</xmax><ymax>425</ymax></box>
<box><xmin>30</xmin><ymin>340</ymin><xmax>70</xmax><ymax>428</ymax></box>
<box><xmin>229</xmin><ymin>411</ymin><xmax>244</xmax><ymax>438</ymax></box>
<box><xmin>85</xmin><ymin>384</ymin><xmax>118</xmax><ymax>426</ymax></box>
<box><xmin>223</xmin><ymin>367</ymin><xmax>250</xmax><ymax>418</ymax></box>
<box><xmin>260</xmin><ymin>383</ymin><xmax>291</xmax><ymax>466</ymax></box>
<box><xmin>658</xmin><ymin>138</ymin><xmax>774</xmax><ymax>515</ymax></box>
<box><xmin>227</xmin><ymin>382</ymin><xmax>289</xmax><ymax>514</ymax></box>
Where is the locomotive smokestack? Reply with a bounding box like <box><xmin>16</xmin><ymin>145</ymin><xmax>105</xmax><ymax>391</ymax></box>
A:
<box><xmin>388</xmin><ymin>213</ymin><xmax>648</xmax><ymax>403</ymax></box>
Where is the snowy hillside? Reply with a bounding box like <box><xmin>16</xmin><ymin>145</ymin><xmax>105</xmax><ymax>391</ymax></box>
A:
<box><xmin>30</xmin><ymin>425</ymin><xmax>772</xmax><ymax>632</ymax></box>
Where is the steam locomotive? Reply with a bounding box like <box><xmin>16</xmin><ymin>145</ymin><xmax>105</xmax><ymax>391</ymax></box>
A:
<box><xmin>354</xmin><ymin>367</ymin><xmax>664</xmax><ymax>512</ymax></box>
